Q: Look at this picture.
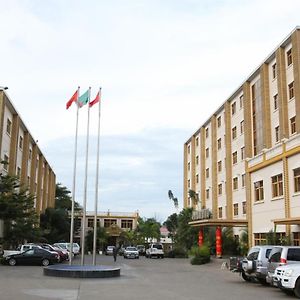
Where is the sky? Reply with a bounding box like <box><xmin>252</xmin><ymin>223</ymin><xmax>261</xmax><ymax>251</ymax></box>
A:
<box><xmin>1</xmin><ymin>0</ymin><xmax>300</xmax><ymax>222</ymax></box>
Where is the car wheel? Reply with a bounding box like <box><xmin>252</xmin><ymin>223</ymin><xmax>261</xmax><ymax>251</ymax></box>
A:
<box><xmin>241</xmin><ymin>271</ymin><xmax>251</xmax><ymax>282</ymax></box>
<box><xmin>294</xmin><ymin>278</ymin><xmax>300</xmax><ymax>298</ymax></box>
<box><xmin>8</xmin><ymin>258</ymin><xmax>16</xmax><ymax>266</ymax></box>
<box><xmin>42</xmin><ymin>258</ymin><xmax>50</xmax><ymax>266</ymax></box>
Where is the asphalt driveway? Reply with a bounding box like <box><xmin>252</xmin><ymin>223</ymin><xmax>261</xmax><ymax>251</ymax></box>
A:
<box><xmin>0</xmin><ymin>255</ymin><xmax>294</xmax><ymax>300</ymax></box>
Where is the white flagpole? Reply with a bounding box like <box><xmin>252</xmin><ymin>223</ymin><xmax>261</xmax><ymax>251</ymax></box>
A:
<box><xmin>69</xmin><ymin>86</ymin><xmax>80</xmax><ymax>265</ymax></box>
<box><xmin>92</xmin><ymin>88</ymin><xmax>102</xmax><ymax>265</ymax></box>
<box><xmin>80</xmin><ymin>87</ymin><xmax>91</xmax><ymax>266</ymax></box>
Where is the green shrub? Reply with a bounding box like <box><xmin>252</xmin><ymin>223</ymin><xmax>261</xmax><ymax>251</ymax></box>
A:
<box><xmin>167</xmin><ymin>248</ymin><xmax>188</xmax><ymax>258</ymax></box>
<box><xmin>189</xmin><ymin>244</ymin><xmax>211</xmax><ymax>265</ymax></box>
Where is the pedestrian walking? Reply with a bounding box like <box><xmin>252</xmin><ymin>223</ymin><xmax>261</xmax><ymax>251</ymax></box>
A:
<box><xmin>113</xmin><ymin>246</ymin><xmax>118</xmax><ymax>262</ymax></box>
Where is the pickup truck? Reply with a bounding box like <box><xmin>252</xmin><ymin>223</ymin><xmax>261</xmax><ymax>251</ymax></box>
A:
<box><xmin>2</xmin><ymin>244</ymin><xmax>42</xmax><ymax>257</ymax></box>
<box><xmin>272</xmin><ymin>264</ymin><xmax>300</xmax><ymax>298</ymax></box>
<box><xmin>145</xmin><ymin>243</ymin><xmax>164</xmax><ymax>259</ymax></box>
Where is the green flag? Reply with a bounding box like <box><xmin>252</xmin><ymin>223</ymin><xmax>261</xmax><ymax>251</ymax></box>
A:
<box><xmin>77</xmin><ymin>89</ymin><xmax>89</xmax><ymax>107</ymax></box>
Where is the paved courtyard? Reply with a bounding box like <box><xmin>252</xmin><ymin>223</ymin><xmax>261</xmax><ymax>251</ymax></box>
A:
<box><xmin>0</xmin><ymin>255</ymin><xmax>294</xmax><ymax>300</ymax></box>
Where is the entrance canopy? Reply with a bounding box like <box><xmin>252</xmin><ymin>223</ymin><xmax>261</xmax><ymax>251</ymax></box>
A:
<box><xmin>189</xmin><ymin>219</ymin><xmax>248</xmax><ymax>227</ymax></box>
<box><xmin>272</xmin><ymin>217</ymin><xmax>300</xmax><ymax>226</ymax></box>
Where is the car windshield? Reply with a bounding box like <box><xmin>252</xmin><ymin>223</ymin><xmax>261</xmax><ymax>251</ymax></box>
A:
<box><xmin>153</xmin><ymin>244</ymin><xmax>163</xmax><ymax>250</ymax></box>
<box><xmin>126</xmin><ymin>247</ymin><xmax>137</xmax><ymax>251</ymax></box>
<box><xmin>247</xmin><ymin>247</ymin><xmax>260</xmax><ymax>260</ymax></box>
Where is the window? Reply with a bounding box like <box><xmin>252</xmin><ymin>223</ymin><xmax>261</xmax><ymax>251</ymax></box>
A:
<box><xmin>196</xmin><ymin>155</ymin><xmax>199</xmax><ymax>165</ymax></box>
<box><xmin>240</xmin><ymin>120</ymin><xmax>244</xmax><ymax>134</ymax></box>
<box><xmin>188</xmin><ymin>162</ymin><xmax>190</xmax><ymax>171</ymax></box>
<box><xmin>294</xmin><ymin>168</ymin><xmax>300</xmax><ymax>193</ymax></box>
<box><xmin>242</xmin><ymin>174</ymin><xmax>246</xmax><ymax>187</ymax></box>
<box><xmin>233</xmin><ymin>203</ymin><xmax>238</xmax><ymax>216</ymax></box>
<box><xmin>206</xmin><ymin>148</ymin><xmax>209</xmax><ymax>158</ymax></box>
<box><xmin>240</xmin><ymin>95</ymin><xmax>244</xmax><ymax>109</ymax></box>
<box><xmin>188</xmin><ymin>179</ymin><xmax>190</xmax><ymax>188</ymax></box>
<box><xmin>287</xmin><ymin>48</ymin><xmax>293</xmax><ymax>66</ymax></box>
<box><xmin>217</xmin><ymin>138</ymin><xmax>222</xmax><ymax>150</ymax></box>
<box><xmin>274</xmin><ymin>94</ymin><xmax>278</xmax><ymax>110</ymax></box>
<box><xmin>232</xmin><ymin>151</ymin><xmax>237</xmax><ymax>164</ymax></box>
<box><xmin>205</xmin><ymin>128</ymin><xmax>209</xmax><ymax>138</ymax></box>
<box><xmin>275</xmin><ymin>126</ymin><xmax>280</xmax><ymax>142</ymax></box>
<box><xmin>241</xmin><ymin>147</ymin><xmax>245</xmax><ymax>160</ymax></box>
<box><xmin>218</xmin><ymin>183</ymin><xmax>222</xmax><ymax>195</ymax></box>
<box><xmin>196</xmin><ymin>137</ymin><xmax>199</xmax><ymax>146</ymax></box>
<box><xmin>254</xmin><ymin>180</ymin><xmax>264</xmax><ymax>201</ymax></box>
<box><xmin>87</xmin><ymin>218</ymin><xmax>94</xmax><ymax>228</ymax></box>
<box><xmin>272</xmin><ymin>174</ymin><xmax>283</xmax><ymax>198</ymax></box>
<box><xmin>233</xmin><ymin>177</ymin><xmax>238</xmax><ymax>190</ymax></box>
<box><xmin>289</xmin><ymin>82</ymin><xmax>294</xmax><ymax>99</ymax></box>
<box><xmin>242</xmin><ymin>201</ymin><xmax>246</xmax><ymax>215</ymax></box>
<box><xmin>218</xmin><ymin>161</ymin><xmax>222</xmax><ymax>172</ymax></box>
<box><xmin>29</xmin><ymin>149</ymin><xmax>32</xmax><ymax>160</ymax></box>
<box><xmin>206</xmin><ymin>168</ymin><xmax>209</xmax><ymax>178</ymax></box>
<box><xmin>104</xmin><ymin>219</ymin><xmax>117</xmax><ymax>228</ymax></box>
<box><xmin>294</xmin><ymin>233</ymin><xmax>300</xmax><ymax>246</ymax></box>
<box><xmin>217</xmin><ymin>116</ymin><xmax>221</xmax><ymax>127</ymax></box>
<box><xmin>19</xmin><ymin>136</ymin><xmax>23</xmax><ymax>150</ymax></box>
<box><xmin>187</xmin><ymin>145</ymin><xmax>190</xmax><ymax>154</ymax></box>
<box><xmin>206</xmin><ymin>189</ymin><xmax>209</xmax><ymax>199</ymax></box>
<box><xmin>272</xmin><ymin>63</ymin><xmax>277</xmax><ymax>79</ymax></box>
<box><xmin>218</xmin><ymin>207</ymin><xmax>223</xmax><ymax>218</ymax></box>
<box><xmin>231</xmin><ymin>102</ymin><xmax>236</xmax><ymax>115</ymax></box>
<box><xmin>3</xmin><ymin>154</ymin><xmax>8</xmax><ymax>171</ymax></box>
<box><xmin>6</xmin><ymin>118</ymin><xmax>12</xmax><ymax>135</ymax></box>
<box><xmin>291</xmin><ymin>116</ymin><xmax>296</xmax><ymax>134</ymax></box>
<box><xmin>254</xmin><ymin>233</ymin><xmax>267</xmax><ymax>246</ymax></box>
<box><xmin>121</xmin><ymin>220</ymin><xmax>133</xmax><ymax>229</ymax></box>
<box><xmin>232</xmin><ymin>126</ymin><xmax>237</xmax><ymax>139</ymax></box>
<box><xmin>196</xmin><ymin>174</ymin><xmax>199</xmax><ymax>184</ymax></box>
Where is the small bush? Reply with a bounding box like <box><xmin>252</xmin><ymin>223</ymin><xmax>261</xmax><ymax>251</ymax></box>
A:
<box><xmin>189</xmin><ymin>244</ymin><xmax>211</xmax><ymax>265</ymax></box>
<box><xmin>167</xmin><ymin>248</ymin><xmax>188</xmax><ymax>258</ymax></box>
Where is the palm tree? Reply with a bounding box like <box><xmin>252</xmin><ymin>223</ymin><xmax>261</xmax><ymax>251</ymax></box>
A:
<box><xmin>168</xmin><ymin>190</ymin><xmax>178</xmax><ymax>209</ymax></box>
<box><xmin>188</xmin><ymin>189</ymin><xmax>199</xmax><ymax>206</ymax></box>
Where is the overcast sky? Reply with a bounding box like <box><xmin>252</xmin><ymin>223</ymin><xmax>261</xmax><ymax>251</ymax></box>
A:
<box><xmin>1</xmin><ymin>0</ymin><xmax>300</xmax><ymax>222</ymax></box>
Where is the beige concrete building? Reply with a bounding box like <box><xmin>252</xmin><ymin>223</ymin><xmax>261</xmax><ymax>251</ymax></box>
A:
<box><xmin>0</xmin><ymin>89</ymin><xmax>56</xmax><ymax>215</ymax></box>
<box><xmin>184</xmin><ymin>27</ymin><xmax>300</xmax><ymax>247</ymax></box>
<box><xmin>76</xmin><ymin>211</ymin><xmax>140</xmax><ymax>245</ymax></box>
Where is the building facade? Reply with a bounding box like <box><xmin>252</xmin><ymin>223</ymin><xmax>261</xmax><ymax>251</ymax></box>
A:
<box><xmin>0</xmin><ymin>89</ymin><xmax>56</xmax><ymax>215</ymax></box>
<box><xmin>76</xmin><ymin>211</ymin><xmax>140</xmax><ymax>246</ymax></box>
<box><xmin>184</xmin><ymin>27</ymin><xmax>300</xmax><ymax>248</ymax></box>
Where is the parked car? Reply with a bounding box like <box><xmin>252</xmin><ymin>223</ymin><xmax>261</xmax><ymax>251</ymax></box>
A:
<box><xmin>266</xmin><ymin>246</ymin><xmax>300</xmax><ymax>285</ymax></box>
<box><xmin>3</xmin><ymin>244</ymin><xmax>42</xmax><ymax>258</ymax></box>
<box><xmin>105</xmin><ymin>246</ymin><xmax>115</xmax><ymax>255</ymax></box>
<box><xmin>5</xmin><ymin>248</ymin><xmax>60</xmax><ymax>266</ymax></box>
<box><xmin>145</xmin><ymin>243</ymin><xmax>164</xmax><ymax>259</ymax></box>
<box><xmin>241</xmin><ymin>245</ymin><xmax>274</xmax><ymax>284</ymax></box>
<box><xmin>39</xmin><ymin>244</ymin><xmax>68</xmax><ymax>262</ymax></box>
<box><xmin>124</xmin><ymin>246</ymin><xmax>139</xmax><ymax>259</ymax></box>
<box><xmin>53</xmin><ymin>242</ymin><xmax>80</xmax><ymax>256</ymax></box>
<box><xmin>137</xmin><ymin>245</ymin><xmax>146</xmax><ymax>256</ymax></box>
<box><xmin>272</xmin><ymin>263</ymin><xmax>300</xmax><ymax>297</ymax></box>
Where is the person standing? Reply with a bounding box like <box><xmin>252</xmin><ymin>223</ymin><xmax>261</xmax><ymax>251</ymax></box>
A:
<box><xmin>113</xmin><ymin>246</ymin><xmax>118</xmax><ymax>262</ymax></box>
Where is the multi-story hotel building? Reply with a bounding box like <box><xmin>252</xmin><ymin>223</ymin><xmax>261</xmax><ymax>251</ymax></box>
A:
<box><xmin>0</xmin><ymin>89</ymin><xmax>56</xmax><ymax>215</ymax></box>
<box><xmin>184</xmin><ymin>27</ymin><xmax>300</xmax><ymax>248</ymax></box>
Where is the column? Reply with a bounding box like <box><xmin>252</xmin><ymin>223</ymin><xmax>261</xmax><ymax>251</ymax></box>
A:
<box><xmin>198</xmin><ymin>228</ymin><xmax>204</xmax><ymax>247</ymax></box>
<box><xmin>216</xmin><ymin>226</ymin><xmax>222</xmax><ymax>258</ymax></box>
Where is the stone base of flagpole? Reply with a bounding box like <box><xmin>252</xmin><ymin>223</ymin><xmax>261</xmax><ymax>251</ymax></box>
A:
<box><xmin>43</xmin><ymin>265</ymin><xmax>120</xmax><ymax>278</ymax></box>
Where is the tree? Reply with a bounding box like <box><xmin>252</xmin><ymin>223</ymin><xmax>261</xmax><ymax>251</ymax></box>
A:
<box><xmin>85</xmin><ymin>226</ymin><xmax>108</xmax><ymax>253</ymax></box>
<box><xmin>174</xmin><ymin>208</ymin><xmax>198</xmax><ymax>251</ymax></box>
<box><xmin>39</xmin><ymin>183</ymin><xmax>81</xmax><ymax>244</ymax></box>
<box><xmin>168</xmin><ymin>190</ymin><xmax>178</xmax><ymax>209</ymax></box>
<box><xmin>136</xmin><ymin>217</ymin><xmax>161</xmax><ymax>243</ymax></box>
<box><xmin>163</xmin><ymin>213</ymin><xmax>178</xmax><ymax>242</ymax></box>
<box><xmin>0</xmin><ymin>174</ymin><xmax>40</xmax><ymax>248</ymax></box>
<box><xmin>188</xmin><ymin>190</ymin><xmax>199</xmax><ymax>207</ymax></box>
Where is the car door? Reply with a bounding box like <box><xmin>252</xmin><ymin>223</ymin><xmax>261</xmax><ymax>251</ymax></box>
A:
<box><xmin>18</xmin><ymin>249</ymin><xmax>36</xmax><ymax>265</ymax></box>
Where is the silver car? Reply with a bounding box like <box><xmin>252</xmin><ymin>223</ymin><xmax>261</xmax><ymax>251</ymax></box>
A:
<box><xmin>241</xmin><ymin>245</ymin><xmax>274</xmax><ymax>284</ymax></box>
<box><xmin>266</xmin><ymin>246</ymin><xmax>300</xmax><ymax>285</ymax></box>
<box><xmin>123</xmin><ymin>246</ymin><xmax>139</xmax><ymax>259</ymax></box>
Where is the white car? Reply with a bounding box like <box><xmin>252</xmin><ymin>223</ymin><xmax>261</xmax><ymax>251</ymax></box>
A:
<box><xmin>53</xmin><ymin>243</ymin><xmax>80</xmax><ymax>256</ymax></box>
<box><xmin>272</xmin><ymin>264</ymin><xmax>300</xmax><ymax>297</ymax></box>
<box><xmin>145</xmin><ymin>243</ymin><xmax>164</xmax><ymax>259</ymax></box>
<box><xmin>123</xmin><ymin>246</ymin><xmax>139</xmax><ymax>259</ymax></box>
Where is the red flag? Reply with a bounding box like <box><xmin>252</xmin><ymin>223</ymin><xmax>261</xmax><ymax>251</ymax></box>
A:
<box><xmin>89</xmin><ymin>90</ymin><xmax>101</xmax><ymax>107</ymax></box>
<box><xmin>66</xmin><ymin>89</ymin><xmax>79</xmax><ymax>109</ymax></box>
